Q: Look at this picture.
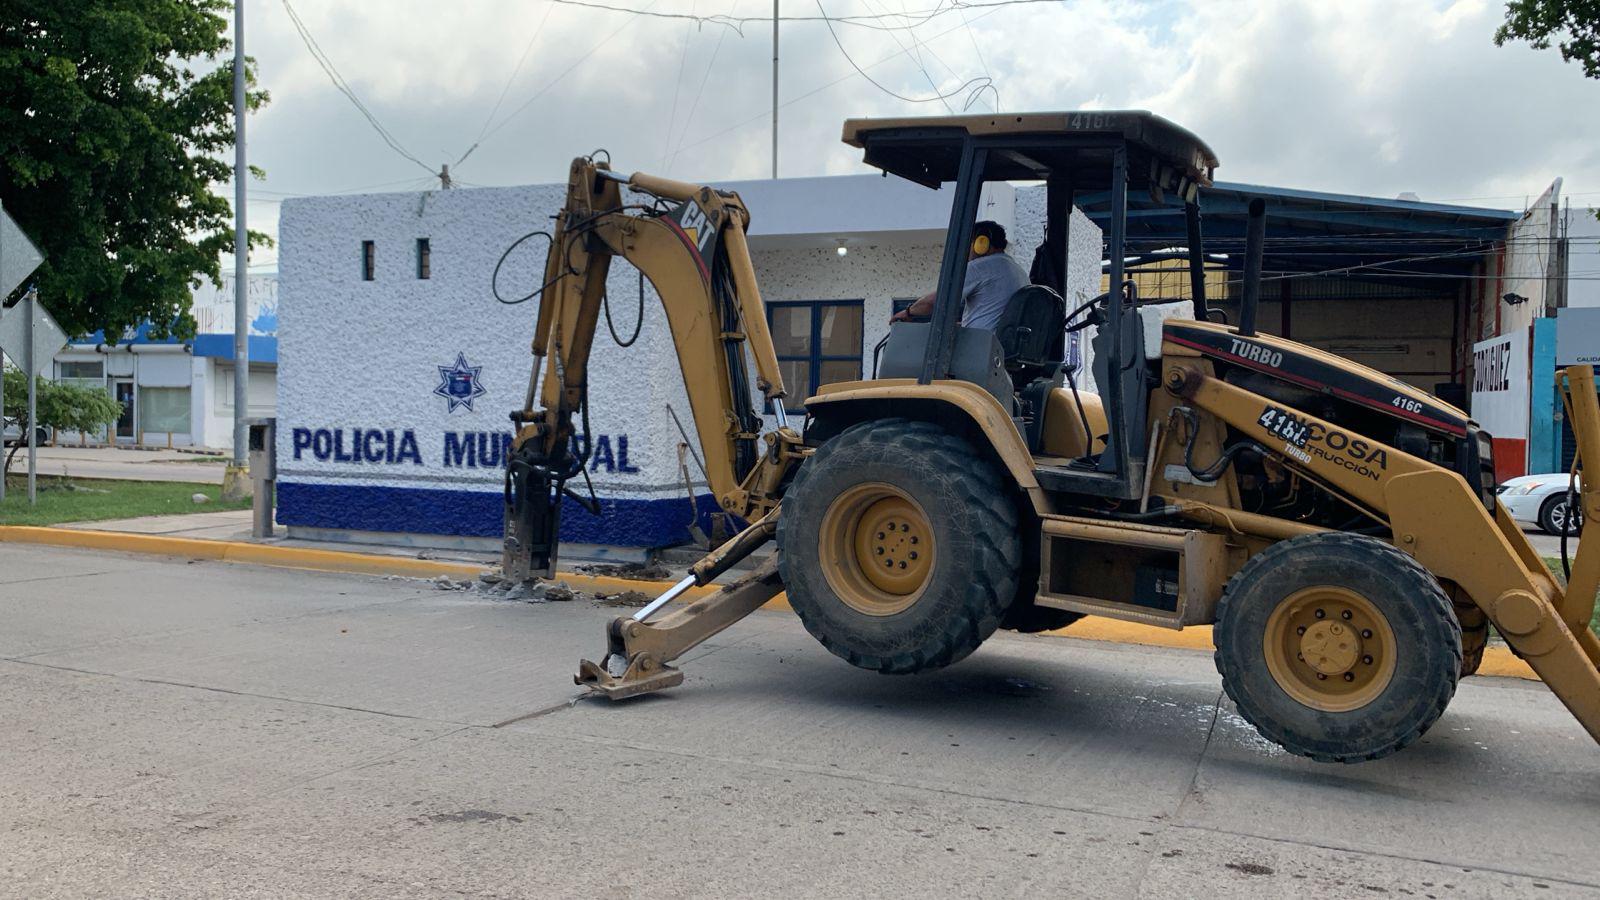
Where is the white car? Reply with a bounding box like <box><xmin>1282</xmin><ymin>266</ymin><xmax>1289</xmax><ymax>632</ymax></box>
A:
<box><xmin>1497</xmin><ymin>473</ymin><xmax>1582</xmax><ymax>535</ymax></box>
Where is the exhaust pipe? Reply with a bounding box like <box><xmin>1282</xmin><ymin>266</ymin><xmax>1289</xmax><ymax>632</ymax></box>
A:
<box><xmin>1239</xmin><ymin>198</ymin><xmax>1266</xmax><ymax>336</ymax></box>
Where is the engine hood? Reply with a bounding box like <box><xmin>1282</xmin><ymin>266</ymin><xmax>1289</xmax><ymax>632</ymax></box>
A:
<box><xmin>1162</xmin><ymin>320</ymin><xmax>1470</xmax><ymax>437</ymax></box>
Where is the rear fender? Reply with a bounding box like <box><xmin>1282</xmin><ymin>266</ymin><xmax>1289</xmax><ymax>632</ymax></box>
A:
<box><xmin>803</xmin><ymin>379</ymin><xmax>1049</xmax><ymax>516</ymax></box>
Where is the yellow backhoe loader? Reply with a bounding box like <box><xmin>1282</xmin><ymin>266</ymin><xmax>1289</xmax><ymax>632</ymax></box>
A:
<box><xmin>503</xmin><ymin>111</ymin><xmax>1600</xmax><ymax>762</ymax></box>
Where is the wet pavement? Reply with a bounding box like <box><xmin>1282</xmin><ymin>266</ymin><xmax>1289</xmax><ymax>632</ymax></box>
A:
<box><xmin>1</xmin><ymin>542</ymin><xmax>1596</xmax><ymax>898</ymax></box>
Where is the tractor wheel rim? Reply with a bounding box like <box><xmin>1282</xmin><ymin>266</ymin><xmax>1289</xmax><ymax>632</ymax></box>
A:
<box><xmin>1262</xmin><ymin>586</ymin><xmax>1397</xmax><ymax>713</ymax></box>
<box><xmin>818</xmin><ymin>483</ymin><xmax>935</xmax><ymax>616</ymax></box>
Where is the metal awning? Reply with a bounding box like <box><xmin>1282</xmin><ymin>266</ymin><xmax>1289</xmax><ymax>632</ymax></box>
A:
<box><xmin>1077</xmin><ymin>181</ymin><xmax>1520</xmax><ymax>287</ymax></box>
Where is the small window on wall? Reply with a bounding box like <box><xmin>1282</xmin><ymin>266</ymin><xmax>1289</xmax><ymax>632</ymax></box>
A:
<box><xmin>361</xmin><ymin>241</ymin><xmax>376</xmax><ymax>281</ymax></box>
<box><xmin>767</xmin><ymin>300</ymin><xmax>864</xmax><ymax>414</ymax></box>
<box><xmin>416</xmin><ymin>238</ymin><xmax>431</xmax><ymax>279</ymax></box>
<box><xmin>57</xmin><ymin>361</ymin><xmax>104</xmax><ymax>381</ymax></box>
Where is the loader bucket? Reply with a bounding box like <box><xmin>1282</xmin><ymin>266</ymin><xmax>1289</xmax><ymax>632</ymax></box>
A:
<box><xmin>1282</xmin><ymin>365</ymin><xmax>1600</xmax><ymax>748</ymax></box>
<box><xmin>1445</xmin><ymin>364</ymin><xmax>1600</xmax><ymax>745</ymax></box>
<box><xmin>1556</xmin><ymin>365</ymin><xmax>1600</xmax><ymax>668</ymax></box>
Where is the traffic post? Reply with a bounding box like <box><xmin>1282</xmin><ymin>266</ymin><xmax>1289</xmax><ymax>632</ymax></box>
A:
<box><xmin>0</xmin><ymin>200</ymin><xmax>47</xmax><ymax>503</ymax></box>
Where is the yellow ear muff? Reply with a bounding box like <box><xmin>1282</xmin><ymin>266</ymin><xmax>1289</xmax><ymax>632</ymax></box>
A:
<box><xmin>971</xmin><ymin>234</ymin><xmax>991</xmax><ymax>256</ymax></box>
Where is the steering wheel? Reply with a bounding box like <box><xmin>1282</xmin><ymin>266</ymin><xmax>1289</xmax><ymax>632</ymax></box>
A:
<box><xmin>1064</xmin><ymin>281</ymin><xmax>1136</xmax><ymax>333</ymax></box>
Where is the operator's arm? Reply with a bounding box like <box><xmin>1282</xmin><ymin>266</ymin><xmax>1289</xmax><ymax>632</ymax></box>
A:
<box><xmin>892</xmin><ymin>291</ymin><xmax>936</xmax><ymax>322</ymax></box>
<box><xmin>894</xmin><ymin>256</ymin><xmax>988</xmax><ymax>322</ymax></box>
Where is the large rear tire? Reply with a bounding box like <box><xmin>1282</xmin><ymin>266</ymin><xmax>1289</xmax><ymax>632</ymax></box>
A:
<box><xmin>1213</xmin><ymin>532</ymin><xmax>1461</xmax><ymax>763</ymax></box>
<box><xmin>777</xmin><ymin>418</ymin><xmax>1020</xmax><ymax>674</ymax></box>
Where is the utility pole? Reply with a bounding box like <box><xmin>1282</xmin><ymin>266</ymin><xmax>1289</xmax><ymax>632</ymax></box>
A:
<box><xmin>439</xmin><ymin>164</ymin><xmax>453</xmax><ymax>189</ymax></box>
<box><xmin>1</xmin><ymin>206</ymin><xmax>6</xmax><ymax>504</ymax></box>
<box><xmin>771</xmin><ymin>0</ymin><xmax>779</xmax><ymax>179</ymax></box>
<box><xmin>224</xmin><ymin>0</ymin><xmax>251</xmax><ymax>500</ymax></box>
<box><xmin>25</xmin><ymin>286</ymin><xmax>36</xmax><ymax>504</ymax></box>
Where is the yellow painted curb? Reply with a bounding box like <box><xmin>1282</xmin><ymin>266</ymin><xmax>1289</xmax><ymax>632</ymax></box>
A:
<box><xmin>0</xmin><ymin>524</ymin><xmax>1540</xmax><ymax>680</ymax></box>
<box><xmin>0</xmin><ymin>526</ymin><xmax>730</xmax><ymax>600</ymax></box>
<box><xmin>1043</xmin><ymin>618</ymin><xmax>1538</xmax><ymax>681</ymax></box>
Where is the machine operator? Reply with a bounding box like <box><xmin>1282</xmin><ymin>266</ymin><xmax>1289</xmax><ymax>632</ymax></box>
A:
<box><xmin>891</xmin><ymin>220</ymin><xmax>1029</xmax><ymax>330</ymax></box>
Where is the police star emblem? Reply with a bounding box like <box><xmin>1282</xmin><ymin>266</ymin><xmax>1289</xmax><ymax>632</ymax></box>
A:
<box><xmin>434</xmin><ymin>352</ymin><xmax>488</xmax><ymax>413</ymax></box>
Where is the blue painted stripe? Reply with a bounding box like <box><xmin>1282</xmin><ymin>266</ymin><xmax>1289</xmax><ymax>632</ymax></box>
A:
<box><xmin>276</xmin><ymin>480</ymin><xmax>717</xmax><ymax>548</ymax></box>
<box><xmin>192</xmin><ymin>333</ymin><xmax>278</xmax><ymax>364</ymax></box>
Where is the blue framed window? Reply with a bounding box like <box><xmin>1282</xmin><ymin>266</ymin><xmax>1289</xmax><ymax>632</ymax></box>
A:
<box><xmin>767</xmin><ymin>300</ymin><xmax>863</xmax><ymax>413</ymax></box>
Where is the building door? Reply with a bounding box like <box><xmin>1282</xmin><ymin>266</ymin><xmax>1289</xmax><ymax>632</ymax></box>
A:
<box><xmin>113</xmin><ymin>380</ymin><xmax>135</xmax><ymax>441</ymax></box>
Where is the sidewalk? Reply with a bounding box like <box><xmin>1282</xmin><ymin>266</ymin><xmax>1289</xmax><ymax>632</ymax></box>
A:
<box><xmin>9</xmin><ymin>445</ymin><xmax>228</xmax><ymax>484</ymax></box>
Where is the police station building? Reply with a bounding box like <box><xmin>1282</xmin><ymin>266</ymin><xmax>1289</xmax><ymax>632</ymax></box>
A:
<box><xmin>275</xmin><ymin>175</ymin><xmax>1101</xmax><ymax>551</ymax></box>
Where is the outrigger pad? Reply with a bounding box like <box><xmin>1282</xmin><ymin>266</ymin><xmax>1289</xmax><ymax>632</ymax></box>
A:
<box><xmin>575</xmin><ymin>656</ymin><xmax>685</xmax><ymax>701</ymax></box>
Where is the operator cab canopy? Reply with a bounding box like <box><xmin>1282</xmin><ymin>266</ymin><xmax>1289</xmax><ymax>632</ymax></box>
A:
<box><xmin>841</xmin><ymin>110</ymin><xmax>1218</xmax><ymax>199</ymax></box>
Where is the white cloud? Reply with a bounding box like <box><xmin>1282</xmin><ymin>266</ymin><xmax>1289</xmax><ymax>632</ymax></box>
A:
<box><xmin>230</xmin><ymin>0</ymin><xmax>1600</xmax><ymax>269</ymax></box>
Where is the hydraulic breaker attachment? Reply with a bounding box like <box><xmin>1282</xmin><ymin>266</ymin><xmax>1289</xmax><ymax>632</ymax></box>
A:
<box><xmin>576</xmin><ymin>511</ymin><xmax>783</xmax><ymax>700</ymax></box>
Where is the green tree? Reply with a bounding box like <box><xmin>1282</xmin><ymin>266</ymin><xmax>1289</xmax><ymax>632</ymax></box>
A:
<box><xmin>0</xmin><ymin>1</ymin><xmax>269</xmax><ymax>340</ymax></box>
<box><xmin>2</xmin><ymin>367</ymin><xmax>123</xmax><ymax>477</ymax></box>
<box><xmin>1496</xmin><ymin>0</ymin><xmax>1600</xmax><ymax>78</ymax></box>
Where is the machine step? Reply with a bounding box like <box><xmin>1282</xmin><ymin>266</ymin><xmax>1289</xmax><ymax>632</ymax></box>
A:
<box><xmin>1032</xmin><ymin>514</ymin><xmax>1232</xmax><ymax>630</ymax></box>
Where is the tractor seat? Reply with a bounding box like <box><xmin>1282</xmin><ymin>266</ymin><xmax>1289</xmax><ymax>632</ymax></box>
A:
<box><xmin>993</xmin><ymin>284</ymin><xmax>1067</xmax><ymax>388</ymax></box>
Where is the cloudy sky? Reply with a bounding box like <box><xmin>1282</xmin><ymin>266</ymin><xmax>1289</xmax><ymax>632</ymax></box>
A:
<box><xmin>234</xmin><ymin>0</ymin><xmax>1600</xmax><ymax>270</ymax></box>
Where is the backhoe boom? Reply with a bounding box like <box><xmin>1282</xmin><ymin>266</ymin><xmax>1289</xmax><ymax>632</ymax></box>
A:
<box><xmin>503</xmin><ymin>157</ymin><xmax>803</xmax><ymax>582</ymax></box>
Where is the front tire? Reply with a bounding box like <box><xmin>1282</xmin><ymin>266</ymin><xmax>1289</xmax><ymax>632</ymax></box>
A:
<box><xmin>1213</xmin><ymin>533</ymin><xmax>1461</xmax><ymax>763</ymax></box>
<box><xmin>777</xmin><ymin>418</ymin><xmax>1020</xmax><ymax>674</ymax></box>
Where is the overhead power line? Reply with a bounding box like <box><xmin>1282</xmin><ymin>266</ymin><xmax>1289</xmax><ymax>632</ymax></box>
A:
<box><xmin>280</xmin><ymin>0</ymin><xmax>436</xmax><ymax>176</ymax></box>
<box><xmin>666</xmin><ymin>0</ymin><xmax>743</xmax><ymax>172</ymax></box>
<box><xmin>814</xmin><ymin>0</ymin><xmax>995</xmax><ymax>107</ymax></box>
<box><xmin>464</xmin><ymin>0</ymin><xmax>1043</xmax><ymax>163</ymax></box>
<box><xmin>457</xmin><ymin>0</ymin><xmax>560</xmax><ymax>168</ymax></box>
<box><xmin>857</xmin><ymin>0</ymin><xmax>958</xmax><ymax>113</ymax></box>
<box><xmin>536</xmin><ymin>0</ymin><xmax>1058</xmax><ymax>35</ymax></box>
<box><xmin>670</xmin><ymin>0</ymin><xmax>1016</xmax><ymax>156</ymax></box>
<box><xmin>660</xmin><ymin>0</ymin><xmax>702</xmax><ymax>170</ymax></box>
<box><xmin>473</xmin><ymin>0</ymin><xmax>669</xmax><ymax>147</ymax></box>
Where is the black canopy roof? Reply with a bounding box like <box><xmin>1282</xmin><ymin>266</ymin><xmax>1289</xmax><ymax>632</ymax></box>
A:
<box><xmin>842</xmin><ymin>111</ymin><xmax>1218</xmax><ymax>193</ymax></box>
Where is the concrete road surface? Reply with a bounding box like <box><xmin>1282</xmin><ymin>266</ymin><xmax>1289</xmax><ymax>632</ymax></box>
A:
<box><xmin>1</xmin><ymin>543</ymin><xmax>1596</xmax><ymax>898</ymax></box>
<box><xmin>9</xmin><ymin>446</ymin><xmax>226</xmax><ymax>484</ymax></box>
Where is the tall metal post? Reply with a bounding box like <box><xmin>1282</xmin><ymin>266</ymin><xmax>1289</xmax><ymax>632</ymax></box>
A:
<box><xmin>1</xmin><ymin>203</ymin><xmax>6</xmax><ymax>504</ymax></box>
<box><xmin>224</xmin><ymin>0</ymin><xmax>251</xmax><ymax>500</ymax></box>
<box><xmin>771</xmin><ymin>0</ymin><xmax>779</xmax><ymax>179</ymax></box>
<box><xmin>0</xmin><ymin>341</ymin><xmax>6</xmax><ymax>501</ymax></box>
<box><xmin>25</xmin><ymin>289</ymin><xmax>37</xmax><ymax>504</ymax></box>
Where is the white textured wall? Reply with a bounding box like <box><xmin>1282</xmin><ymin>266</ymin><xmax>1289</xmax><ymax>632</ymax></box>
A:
<box><xmin>1013</xmin><ymin>186</ymin><xmax>1105</xmax><ymax>393</ymax></box>
<box><xmin>1498</xmin><ymin>180</ymin><xmax>1562</xmax><ymax>338</ymax></box>
<box><xmin>1565</xmin><ymin>207</ymin><xmax>1600</xmax><ymax>310</ymax></box>
<box><xmin>276</xmin><ymin>179</ymin><xmax>1102</xmax><ymax>546</ymax></box>
<box><xmin>276</xmin><ymin>184</ymin><xmax>714</xmax><ymax>544</ymax></box>
<box><xmin>753</xmin><ymin>243</ymin><xmax>943</xmax><ymax>416</ymax></box>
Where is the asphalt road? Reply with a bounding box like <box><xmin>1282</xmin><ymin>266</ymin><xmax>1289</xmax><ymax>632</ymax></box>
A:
<box><xmin>1</xmin><ymin>544</ymin><xmax>1596</xmax><ymax>898</ymax></box>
